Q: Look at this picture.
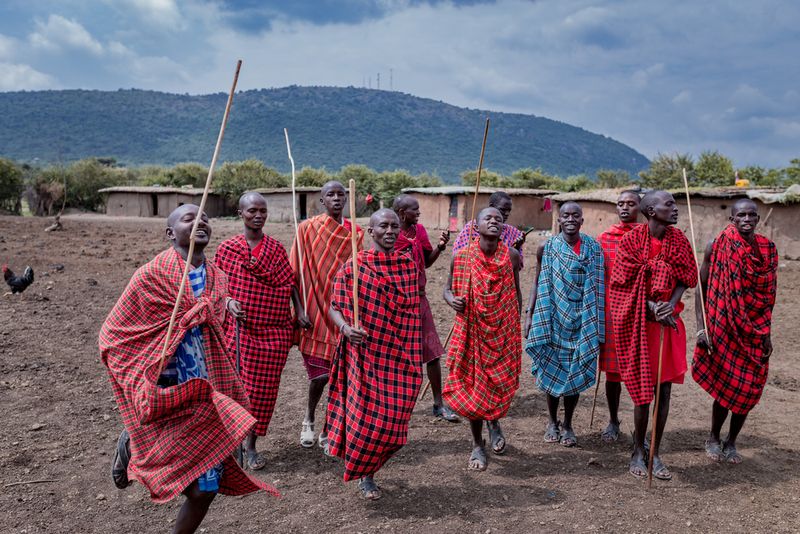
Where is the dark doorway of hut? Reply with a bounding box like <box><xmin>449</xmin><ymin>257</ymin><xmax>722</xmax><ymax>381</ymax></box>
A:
<box><xmin>150</xmin><ymin>193</ymin><xmax>158</xmax><ymax>217</ymax></box>
<box><xmin>299</xmin><ymin>193</ymin><xmax>308</xmax><ymax>220</ymax></box>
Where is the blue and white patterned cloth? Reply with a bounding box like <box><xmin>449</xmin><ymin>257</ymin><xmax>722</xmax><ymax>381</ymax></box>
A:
<box><xmin>159</xmin><ymin>262</ymin><xmax>221</xmax><ymax>492</ymax></box>
<box><xmin>526</xmin><ymin>234</ymin><xmax>605</xmax><ymax>397</ymax></box>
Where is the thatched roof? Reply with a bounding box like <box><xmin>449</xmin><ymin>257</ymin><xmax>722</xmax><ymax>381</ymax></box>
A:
<box><xmin>550</xmin><ymin>186</ymin><xmax>799</xmax><ymax>205</ymax></box>
<box><xmin>402</xmin><ymin>186</ymin><xmax>557</xmax><ymax>196</ymax></box>
<box><xmin>98</xmin><ymin>186</ymin><xmax>211</xmax><ymax>195</ymax></box>
<box><xmin>252</xmin><ymin>187</ymin><xmax>323</xmax><ymax>194</ymax></box>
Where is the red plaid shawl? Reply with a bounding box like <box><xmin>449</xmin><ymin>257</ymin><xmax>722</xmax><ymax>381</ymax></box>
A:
<box><xmin>290</xmin><ymin>215</ymin><xmax>364</xmax><ymax>361</ymax></box>
<box><xmin>215</xmin><ymin>234</ymin><xmax>294</xmax><ymax>435</ymax></box>
<box><xmin>692</xmin><ymin>225</ymin><xmax>778</xmax><ymax>414</ymax></box>
<box><xmin>99</xmin><ymin>248</ymin><xmax>277</xmax><ymax>502</ymax></box>
<box><xmin>597</xmin><ymin>223</ymin><xmax>639</xmax><ymax>377</ymax></box>
<box><xmin>395</xmin><ymin>223</ymin><xmax>432</xmax><ymax>291</ymax></box>
<box><xmin>326</xmin><ymin>250</ymin><xmax>422</xmax><ymax>481</ymax></box>
<box><xmin>610</xmin><ymin>225</ymin><xmax>697</xmax><ymax>406</ymax></box>
<box><xmin>443</xmin><ymin>241</ymin><xmax>521</xmax><ymax>420</ymax></box>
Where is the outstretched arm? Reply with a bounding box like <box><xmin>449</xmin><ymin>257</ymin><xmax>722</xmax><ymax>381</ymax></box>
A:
<box><xmin>424</xmin><ymin>230</ymin><xmax>450</xmax><ymax>268</ymax></box>
<box><xmin>522</xmin><ymin>243</ymin><xmax>545</xmax><ymax>336</ymax></box>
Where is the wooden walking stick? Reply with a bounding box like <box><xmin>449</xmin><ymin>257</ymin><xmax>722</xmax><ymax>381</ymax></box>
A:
<box><xmin>647</xmin><ymin>325</ymin><xmax>666</xmax><ymax>489</ymax></box>
<box><xmin>420</xmin><ymin>117</ymin><xmax>490</xmax><ymax>402</ymax></box>
<box><xmin>284</xmin><ymin>128</ymin><xmax>308</xmax><ymax>313</ymax></box>
<box><xmin>234</xmin><ymin>319</ymin><xmax>244</xmax><ymax>468</ymax></box>
<box><xmin>588</xmin><ymin>357</ymin><xmax>602</xmax><ymax>429</ymax></box>
<box><xmin>682</xmin><ymin>168</ymin><xmax>712</xmax><ymax>354</ymax></box>
<box><xmin>159</xmin><ymin>59</ymin><xmax>242</xmax><ymax>372</ymax></box>
<box><xmin>349</xmin><ymin>179</ymin><xmax>360</xmax><ymax>329</ymax></box>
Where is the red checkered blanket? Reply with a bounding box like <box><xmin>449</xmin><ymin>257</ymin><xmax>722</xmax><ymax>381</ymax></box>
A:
<box><xmin>215</xmin><ymin>234</ymin><xmax>294</xmax><ymax>435</ymax></box>
<box><xmin>610</xmin><ymin>225</ymin><xmax>697</xmax><ymax>406</ymax></box>
<box><xmin>290</xmin><ymin>215</ymin><xmax>363</xmax><ymax>360</ymax></box>
<box><xmin>99</xmin><ymin>248</ymin><xmax>277</xmax><ymax>502</ymax></box>
<box><xmin>326</xmin><ymin>250</ymin><xmax>422</xmax><ymax>481</ymax></box>
<box><xmin>443</xmin><ymin>241</ymin><xmax>521</xmax><ymax>420</ymax></box>
<box><xmin>597</xmin><ymin>223</ymin><xmax>639</xmax><ymax>376</ymax></box>
<box><xmin>692</xmin><ymin>225</ymin><xmax>778</xmax><ymax>414</ymax></box>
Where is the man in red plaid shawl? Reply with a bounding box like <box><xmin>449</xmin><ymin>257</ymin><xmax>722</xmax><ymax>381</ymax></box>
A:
<box><xmin>444</xmin><ymin>207</ymin><xmax>522</xmax><ymax>472</ymax></box>
<box><xmin>289</xmin><ymin>181</ymin><xmax>364</xmax><ymax>451</ymax></box>
<box><xmin>100</xmin><ymin>205</ymin><xmax>275</xmax><ymax>533</ymax></box>
<box><xmin>693</xmin><ymin>199</ymin><xmax>778</xmax><ymax>465</ymax></box>
<box><xmin>392</xmin><ymin>194</ymin><xmax>459</xmax><ymax>422</ymax></box>
<box><xmin>452</xmin><ymin>191</ymin><xmax>526</xmax><ymax>266</ymax></box>
<box><xmin>596</xmin><ymin>190</ymin><xmax>641</xmax><ymax>443</ymax></box>
<box><xmin>326</xmin><ymin>208</ymin><xmax>422</xmax><ymax>500</ymax></box>
<box><xmin>610</xmin><ymin>191</ymin><xmax>697</xmax><ymax>481</ymax></box>
<box><xmin>215</xmin><ymin>193</ymin><xmax>311</xmax><ymax>470</ymax></box>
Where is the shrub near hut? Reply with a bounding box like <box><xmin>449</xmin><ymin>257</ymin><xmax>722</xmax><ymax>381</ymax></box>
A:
<box><xmin>0</xmin><ymin>157</ymin><xmax>24</xmax><ymax>214</ymax></box>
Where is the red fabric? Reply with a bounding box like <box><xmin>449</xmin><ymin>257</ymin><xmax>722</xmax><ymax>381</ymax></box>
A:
<box><xmin>571</xmin><ymin>239</ymin><xmax>581</xmax><ymax>255</ymax></box>
<box><xmin>610</xmin><ymin>225</ymin><xmax>697</xmax><ymax>406</ymax></box>
<box><xmin>692</xmin><ymin>225</ymin><xmax>778</xmax><ymax>414</ymax></box>
<box><xmin>395</xmin><ymin>224</ymin><xmax>444</xmax><ymax>363</ymax></box>
<box><xmin>443</xmin><ymin>241</ymin><xmax>521</xmax><ymax>420</ymax></box>
<box><xmin>326</xmin><ymin>250</ymin><xmax>422</xmax><ymax>481</ymax></box>
<box><xmin>215</xmin><ymin>234</ymin><xmax>294</xmax><ymax>435</ymax></box>
<box><xmin>99</xmin><ymin>248</ymin><xmax>277</xmax><ymax>502</ymax></box>
<box><xmin>598</xmin><ymin>223</ymin><xmax>639</xmax><ymax>381</ymax></box>
<box><xmin>290</xmin><ymin>215</ymin><xmax>364</xmax><ymax>364</ymax></box>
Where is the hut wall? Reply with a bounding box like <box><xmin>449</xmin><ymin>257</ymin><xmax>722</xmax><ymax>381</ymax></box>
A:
<box><xmin>412</xmin><ymin>194</ymin><xmax>450</xmax><ymax>230</ymax></box>
<box><xmin>510</xmin><ymin>196</ymin><xmax>552</xmax><ymax>230</ymax></box>
<box><xmin>264</xmin><ymin>193</ymin><xmax>295</xmax><ymax>223</ymax></box>
<box><xmin>551</xmin><ymin>201</ymin><xmax>623</xmax><ymax>237</ymax></box>
<box><xmin>104</xmin><ymin>192</ymin><xmax>153</xmax><ymax>217</ymax></box>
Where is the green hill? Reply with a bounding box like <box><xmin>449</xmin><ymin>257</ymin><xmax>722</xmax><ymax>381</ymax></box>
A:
<box><xmin>0</xmin><ymin>86</ymin><xmax>649</xmax><ymax>180</ymax></box>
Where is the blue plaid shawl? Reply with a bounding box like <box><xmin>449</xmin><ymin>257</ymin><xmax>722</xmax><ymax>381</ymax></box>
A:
<box><xmin>526</xmin><ymin>233</ymin><xmax>605</xmax><ymax>396</ymax></box>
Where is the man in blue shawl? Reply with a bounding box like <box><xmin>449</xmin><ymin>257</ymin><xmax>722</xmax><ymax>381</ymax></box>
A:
<box><xmin>523</xmin><ymin>201</ymin><xmax>605</xmax><ymax>448</ymax></box>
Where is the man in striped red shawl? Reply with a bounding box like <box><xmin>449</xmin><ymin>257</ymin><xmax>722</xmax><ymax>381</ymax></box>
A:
<box><xmin>392</xmin><ymin>194</ymin><xmax>458</xmax><ymax>422</ymax></box>
<box><xmin>596</xmin><ymin>190</ymin><xmax>641</xmax><ymax>442</ymax></box>
<box><xmin>215</xmin><ymin>192</ymin><xmax>311</xmax><ymax>470</ymax></box>
<box><xmin>452</xmin><ymin>191</ymin><xmax>526</xmax><ymax>266</ymax></box>
<box><xmin>444</xmin><ymin>207</ymin><xmax>522</xmax><ymax>471</ymax></box>
<box><xmin>610</xmin><ymin>191</ymin><xmax>697</xmax><ymax>481</ymax></box>
<box><xmin>326</xmin><ymin>209</ymin><xmax>422</xmax><ymax>500</ymax></box>
<box><xmin>290</xmin><ymin>181</ymin><xmax>364</xmax><ymax>451</ymax></box>
<box><xmin>101</xmin><ymin>205</ymin><xmax>275</xmax><ymax>533</ymax></box>
<box><xmin>693</xmin><ymin>199</ymin><xmax>778</xmax><ymax>465</ymax></box>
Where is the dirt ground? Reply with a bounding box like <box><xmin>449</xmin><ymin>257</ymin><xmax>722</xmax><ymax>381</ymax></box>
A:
<box><xmin>1</xmin><ymin>213</ymin><xmax>799</xmax><ymax>534</ymax></box>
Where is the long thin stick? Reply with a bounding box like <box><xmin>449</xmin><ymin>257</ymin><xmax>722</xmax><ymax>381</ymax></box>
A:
<box><xmin>589</xmin><ymin>362</ymin><xmax>601</xmax><ymax>429</ymax></box>
<box><xmin>4</xmin><ymin>479</ymin><xmax>61</xmax><ymax>488</ymax></box>
<box><xmin>461</xmin><ymin>118</ymin><xmax>490</xmax><ymax>314</ymax></box>
<box><xmin>349</xmin><ymin>179</ymin><xmax>360</xmax><ymax>329</ymax></box>
<box><xmin>234</xmin><ymin>319</ymin><xmax>244</xmax><ymax>468</ymax></box>
<box><xmin>159</xmin><ymin>60</ymin><xmax>242</xmax><ymax>371</ymax></box>
<box><xmin>681</xmin><ymin>168</ymin><xmax>712</xmax><ymax>353</ymax></box>
<box><xmin>647</xmin><ymin>326</ymin><xmax>666</xmax><ymax>489</ymax></box>
<box><xmin>284</xmin><ymin>128</ymin><xmax>308</xmax><ymax>313</ymax></box>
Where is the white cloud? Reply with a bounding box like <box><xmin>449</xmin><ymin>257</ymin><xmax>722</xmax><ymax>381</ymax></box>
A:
<box><xmin>29</xmin><ymin>14</ymin><xmax>104</xmax><ymax>55</ymax></box>
<box><xmin>117</xmin><ymin>0</ymin><xmax>184</xmax><ymax>29</ymax></box>
<box><xmin>672</xmin><ymin>90</ymin><xmax>692</xmax><ymax>105</ymax></box>
<box><xmin>0</xmin><ymin>62</ymin><xmax>57</xmax><ymax>90</ymax></box>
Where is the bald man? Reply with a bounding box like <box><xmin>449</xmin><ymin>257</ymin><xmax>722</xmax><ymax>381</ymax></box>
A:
<box><xmin>610</xmin><ymin>190</ymin><xmax>697</xmax><ymax>480</ymax></box>
<box><xmin>525</xmin><ymin>201</ymin><xmax>605</xmax><ymax>449</ymax></box>
<box><xmin>290</xmin><ymin>181</ymin><xmax>364</xmax><ymax>452</ymax></box>
<box><xmin>452</xmin><ymin>191</ymin><xmax>526</xmax><ymax>265</ymax></box>
<box><xmin>693</xmin><ymin>199</ymin><xmax>778</xmax><ymax>464</ymax></box>
<box><xmin>215</xmin><ymin>192</ymin><xmax>311</xmax><ymax>470</ymax></box>
<box><xmin>102</xmin><ymin>204</ymin><xmax>274</xmax><ymax>533</ymax></box>
<box><xmin>326</xmin><ymin>208</ymin><xmax>422</xmax><ymax>500</ymax></box>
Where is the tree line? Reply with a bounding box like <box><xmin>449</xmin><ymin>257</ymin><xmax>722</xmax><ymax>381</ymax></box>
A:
<box><xmin>1</xmin><ymin>151</ymin><xmax>799</xmax><ymax>216</ymax></box>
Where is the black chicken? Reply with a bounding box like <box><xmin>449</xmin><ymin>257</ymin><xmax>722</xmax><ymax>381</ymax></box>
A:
<box><xmin>3</xmin><ymin>265</ymin><xmax>34</xmax><ymax>294</ymax></box>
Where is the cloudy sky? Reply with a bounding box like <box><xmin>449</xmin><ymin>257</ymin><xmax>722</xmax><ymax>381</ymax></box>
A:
<box><xmin>1</xmin><ymin>0</ymin><xmax>798</xmax><ymax>168</ymax></box>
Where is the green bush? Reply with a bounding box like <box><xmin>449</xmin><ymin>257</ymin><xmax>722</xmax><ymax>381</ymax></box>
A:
<box><xmin>65</xmin><ymin>158</ymin><xmax>127</xmax><ymax>211</ymax></box>
<box><xmin>140</xmin><ymin>162</ymin><xmax>208</xmax><ymax>187</ymax></box>
<box><xmin>0</xmin><ymin>158</ymin><xmax>23</xmax><ymax>213</ymax></box>
<box><xmin>214</xmin><ymin>159</ymin><xmax>288</xmax><ymax>204</ymax></box>
<box><xmin>295</xmin><ymin>166</ymin><xmax>333</xmax><ymax>187</ymax></box>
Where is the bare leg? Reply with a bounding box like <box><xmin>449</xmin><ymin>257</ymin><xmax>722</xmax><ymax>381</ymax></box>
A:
<box><xmin>245</xmin><ymin>432</ymin><xmax>257</xmax><ymax>457</ymax></box>
<box><xmin>427</xmin><ymin>359</ymin><xmax>444</xmax><ymax>408</ymax></box>
<box><xmin>305</xmin><ymin>375</ymin><xmax>329</xmax><ymax>424</ymax></box>
<box><xmin>710</xmin><ymin>400</ymin><xmax>729</xmax><ymax>443</ymax></box>
<box><xmin>173</xmin><ymin>481</ymin><xmax>216</xmax><ymax>534</ymax></box>
<box><xmin>468</xmin><ymin>418</ymin><xmax>487</xmax><ymax>470</ymax></box>
<box><xmin>726</xmin><ymin>412</ymin><xmax>748</xmax><ymax>447</ymax></box>
<box><xmin>605</xmin><ymin>381</ymin><xmax>622</xmax><ymax>426</ymax></box>
<box><xmin>546</xmin><ymin>394</ymin><xmax>560</xmax><ymax>426</ymax></box>
<box><xmin>630</xmin><ymin>403</ymin><xmax>649</xmax><ymax>477</ymax></box>
<box><xmin>470</xmin><ymin>418</ymin><xmax>484</xmax><ymax>446</ymax></box>
<box><xmin>652</xmin><ymin>383</ymin><xmax>671</xmax><ymax>457</ymax></box>
<box><xmin>562</xmin><ymin>394</ymin><xmax>580</xmax><ymax>431</ymax></box>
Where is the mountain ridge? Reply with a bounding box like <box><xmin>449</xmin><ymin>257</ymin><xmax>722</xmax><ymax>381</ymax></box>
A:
<box><xmin>0</xmin><ymin>86</ymin><xmax>649</xmax><ymax>181</ymax></box>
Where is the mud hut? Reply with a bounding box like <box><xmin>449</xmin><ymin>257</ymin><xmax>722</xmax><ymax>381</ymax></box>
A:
<box><xmin>99</xmin><ymin>186</ymin><xmax>226</xmax><ymax>218</ymax></box>
<box><xmin>253</xmin><ymin>187</ymin><xmax>324</xmax><ymax>223</ymax></box>
<box><xmin>549</xmin><ymin>186</ymin><xmax>800</xmax><ymax>260</ymax></box>
<box><xmin>401</xmin><ymin>186</ymin><xmax>556</xmax><ymax>231</ymax></box>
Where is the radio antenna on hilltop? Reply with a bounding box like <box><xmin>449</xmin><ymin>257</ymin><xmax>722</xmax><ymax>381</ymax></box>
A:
<box><xmin>390</xmin><ymin>68</ymin><xmax>393</xmax><ymax>91</ymax></box>
<box><xmin>368</xmin><ymin>76</ymin><xmax>371</xmax><ymax>89</ymax></box>
<box><xmin>377</xmin><ymin>72</ymin><xmax>380</xmax><ymax>90</ymax></box>
<box><xmin>362</xmin><ymin>75</ymin><xmax>365</xmax><ymax>88</ymax></box>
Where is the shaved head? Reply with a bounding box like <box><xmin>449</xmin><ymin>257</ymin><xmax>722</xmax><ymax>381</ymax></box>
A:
<box><xmin>731</xmin><ymin>198</ymin><xmax>758</xmax><ymax>216</ymax></box>
<box><xmin>321</xmin><ymin>180</ymin><xmax>346</xmax><ymax>196</ymax></box>
<box><xmin>369</xmin><ymin>208</ymin><xmax>399</xmax><ymax>227</ymax></box>
<box><xmin>391</xmin><ymin>194</ymin><xmax>416</xmax><ymax>212</ymax></box>
<box><xmin>640</xmin><ymin>190</ymin><xmax>667</xmax><ymax>219</ymax></box>
<box><xmin>488</xmin><ymin>191</ymin><xmax>511</xmax><ymax>207</ymax></box>
<box><xmin>238</xmin><ymin>191</ymin><xmax>266</xmax><ymax>210</ymax></box>
<box><xmin>167</xmin><ymin>203</ymin><xmax>200</xmax><ymax>228</ymax></box>
<box><xmin>559</xmin><ymin>201</ymin><xmax>583</xmax><ymax>216</ymax></box>
<box><xmin>477</xmin><ymin>206</ymin><xmax>501</xmax><ymax>221</ymax></box>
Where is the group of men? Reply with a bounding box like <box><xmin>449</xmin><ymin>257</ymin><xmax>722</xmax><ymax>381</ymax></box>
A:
<box><xmin>100</xmin><ymin>182</ymin><xmax>778</xmax><ymax>532</ymax></box>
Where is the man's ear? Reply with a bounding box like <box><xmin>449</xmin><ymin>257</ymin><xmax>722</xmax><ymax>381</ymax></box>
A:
<box><xmin>166</xmin><ymin>227</ymin><xmax>175</xmax><ymax>240</ymax></box>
